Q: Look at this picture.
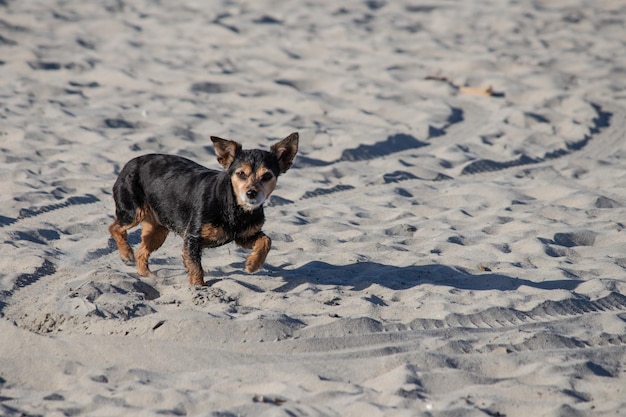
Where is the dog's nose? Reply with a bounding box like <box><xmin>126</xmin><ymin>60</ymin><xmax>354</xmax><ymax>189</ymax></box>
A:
<box><xmin>246</xmin><ymin>189</ymin><xmax>258</xmax><ymax>199</ymax></box>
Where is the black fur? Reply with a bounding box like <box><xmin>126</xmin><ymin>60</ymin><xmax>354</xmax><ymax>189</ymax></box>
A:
<box><xmin>112</xmin><ymin>151</ymin><xmax>278</xmax><ymax>245</ymax></box>
<box><xmin>109</xmin><ymin>133</ymin><xmax>298</xmax><ymax>285</ymax></box>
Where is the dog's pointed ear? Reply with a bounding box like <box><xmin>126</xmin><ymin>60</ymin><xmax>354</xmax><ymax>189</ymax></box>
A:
<box><xmin>271</xmin><ymin>132</ymin><xmax>299</xmax><ymax>174</ymax></box>
<box><xmin>211</xmin><ymin>136</ymin><xmax>242</xmax><ymax>169</ymax></box>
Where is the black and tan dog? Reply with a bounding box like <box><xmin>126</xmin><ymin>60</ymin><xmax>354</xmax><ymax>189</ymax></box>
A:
<box><xmin>109</xmin><ymin>133</ymin><xmax>298</xmax><ymax>285</ymax></box>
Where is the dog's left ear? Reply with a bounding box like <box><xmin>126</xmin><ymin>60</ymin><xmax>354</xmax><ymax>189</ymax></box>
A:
<box><xmin>271</xmin><ymin>132</ymin><xmax>299</xmax><ymax>174</ymax></box>
<box><xmin>211</xmin><ymin>137</ymin><xmax>242</xmax><ymax>169</ymax></box>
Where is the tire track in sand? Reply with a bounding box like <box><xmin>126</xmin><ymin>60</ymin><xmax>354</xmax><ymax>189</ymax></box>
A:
<box><xmin>0</xmin><ymin>194</ymin><xmax>101</xmax><ymax>313</ymax></box>
<box><xmin>270</xmin><ymin>100</ymin><xmax>621</xmax><ymax>209</ymax></box>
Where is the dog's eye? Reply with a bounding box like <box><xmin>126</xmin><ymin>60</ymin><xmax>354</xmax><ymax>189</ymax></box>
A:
<box><xmin>237</xmin><ymin>171</ymin><xmax>248</xmax><ymax>180</ymax></box>
<box><xmin>261</xmin><ymin>172</ymin><xmax>273</xmax><ymax>182</ymax></box>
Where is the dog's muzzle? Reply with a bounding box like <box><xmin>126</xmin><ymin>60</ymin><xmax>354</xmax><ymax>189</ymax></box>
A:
<box><xmin>241</xmin><ymin>189</ymin><xmax>265</xmax><ymax>210</ymax></box>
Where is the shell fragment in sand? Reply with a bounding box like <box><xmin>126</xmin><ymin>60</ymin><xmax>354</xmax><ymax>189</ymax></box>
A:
<box><xmin>459</xmin><ymin>85</ymin><xmax>495</xmax><ymax>96</ymax></box>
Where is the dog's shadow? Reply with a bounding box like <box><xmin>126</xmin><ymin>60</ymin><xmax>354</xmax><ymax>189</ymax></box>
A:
<box><xmin>262</xmin><ymin>261</ymin><xmax>583</xmax><ymax>293</ymax></box>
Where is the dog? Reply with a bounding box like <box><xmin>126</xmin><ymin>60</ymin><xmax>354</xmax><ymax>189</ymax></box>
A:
<box><xmin>108</xmin><ymin>132</ymin><xmax>298</xmax><ymax>286</ymax></box>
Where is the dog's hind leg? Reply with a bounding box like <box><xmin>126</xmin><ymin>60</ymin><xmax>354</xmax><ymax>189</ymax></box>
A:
<box><xmin>110</xmin><ymin>171</ymin><xmax>145</xmax><ymax>266</ymax></box>
<box><xmin>135</xmin><ymin>211</ymin><xmax>169</xmax><ymax>277</ymax></box>
<box><xmin>109</xmin><ymin>217</ymin><xmax>138</xmax><ymax>265</ymax></box>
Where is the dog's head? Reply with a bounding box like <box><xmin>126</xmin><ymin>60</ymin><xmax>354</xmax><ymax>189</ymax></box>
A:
<box><xmin>211</xmin><ymin>132</ymin><xmax>299</xmax><ymax>211</ymax></box>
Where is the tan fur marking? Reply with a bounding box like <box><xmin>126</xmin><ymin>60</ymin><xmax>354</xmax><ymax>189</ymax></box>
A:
<box><xmin>231</xmin><ymin>162</ymin><xmax>253</xmax><ymax>208</ymax></box>
<box><xmin>256</xmin><ymin>167</ymin><xmax>277</xmax><ymax>199</ymax></box>
<box><xmin>182</xmin><ymin>245</ymin><xmax>205</xmax><ymax>286</ymax></box>
<box><xmin>245</xmin><ymin>234</ymin><xmax>272</xmax><ymax>273</ymax></box>
<box><xmin>109</xmin><ymin>220</ymin><xmax>134</xmax><ymax>263</ymax></box>
<box><xmin>109</xmin><ymin>206</ymin><xmax>146</xmax><ymax>264</ymax></box>
<box><xmin>135</xmin><ymin>209</ymin><xmax>169</xmax><ymax>277</ymax></box>
<box><xmin>201</xmin><ymin>223</ymin><xmax>228</xmax><ymax>242</ymax></box>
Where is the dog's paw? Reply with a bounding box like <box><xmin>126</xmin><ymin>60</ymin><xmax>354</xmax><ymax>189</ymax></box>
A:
<box><xmin>137</xmin><ymin>266</ymin><xmax>153</xmax><ymax>277</ymax></box>
<box><xmin>121</xmin><ymin>253</ymin><xmax>135</xmax><ymax>266</ymax></box>
<box><xmin>138</xmin><ymin>270</ymin><xmax>159</xmax><ymax>279</ymax></box>
<box><xmin>189</xmin><ymin>277</ymin><xmax>206</xmax><ymax>286</ymax></box>
<box><xmin>245</xmin><ymin>234</ymin><xmax>271</xmax><ymax>273</ymax></box>
<box><xmin>245</xmin><ymin>253</ymin><xmax>265</xmax><ymax>273</ymax></box>
<box><xmin>245</xmin><ymin>260</ymin><xmax>260</xmax><ymax>273</ymax></box>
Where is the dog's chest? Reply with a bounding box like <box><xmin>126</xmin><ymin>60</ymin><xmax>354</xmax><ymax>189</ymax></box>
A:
<box><xmin>199</xmin><ymin>217</ymin><xmax>263</xmax><ymax>248</ymax></box>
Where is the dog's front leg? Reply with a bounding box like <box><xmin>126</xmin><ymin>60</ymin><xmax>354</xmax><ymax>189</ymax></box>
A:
<box><xmin>182</xmin><ymin>235</ymin><xmax>205</xmax><ymax>286</ymax></box>
<box><xmin>236</xmin><ymin>232</ymin><xmax>271</xmax><ymax>273</ymax></box>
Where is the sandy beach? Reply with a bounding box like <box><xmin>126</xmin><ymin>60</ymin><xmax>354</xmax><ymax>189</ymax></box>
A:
<box><xmin>1</xmin><ymin>0</ymin><xmax>626</xmax><ymax>415</ymax></box>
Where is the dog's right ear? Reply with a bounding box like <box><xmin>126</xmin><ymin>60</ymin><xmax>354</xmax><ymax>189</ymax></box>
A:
<box><xmin>271</xmin><ymin>132</ymin><xmax>299</xmax><ymax>174</ymax></box>
<box><xmin>211</xmin><ymin>137</ymin><xmax>242</xmax><ymax>169</ymax></box>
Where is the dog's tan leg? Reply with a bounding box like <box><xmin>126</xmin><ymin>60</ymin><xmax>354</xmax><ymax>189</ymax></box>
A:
<box><xmin>135</xmin><ymin>219</ymin><xmax>169</xmax><ymax>277</ymax></box>
<box><xmin>237</xmin><ymin>232</ymin><xmax>272</xmax><ymax>273</ymax></box>
<box><xmin>182</xmin><ymin>236</ymin><xmax>205</xmax><ymax>286</ymax></box>
<box><xmin>109</xmin><ymin>217</ymin><xmax>136</xmax><ymax>265</ymax></box>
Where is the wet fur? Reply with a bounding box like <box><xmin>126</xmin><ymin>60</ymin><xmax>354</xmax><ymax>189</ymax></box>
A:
<box><xmin>109</xmin><ymin>133</ymin><xmax>298</xmax><ymax>285</ymax></box>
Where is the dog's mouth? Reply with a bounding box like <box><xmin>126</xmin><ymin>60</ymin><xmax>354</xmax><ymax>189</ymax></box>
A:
<box><xmin>239</xmin><ymin>191</ymin><xmax>265</xmax><ymax>210</ymax></box>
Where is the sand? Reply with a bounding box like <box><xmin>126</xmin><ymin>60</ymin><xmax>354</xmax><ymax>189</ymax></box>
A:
<box><xmin>1</xmin><ymin>0</ymin><xmax>626</xmax><ymax>415</ymax></box>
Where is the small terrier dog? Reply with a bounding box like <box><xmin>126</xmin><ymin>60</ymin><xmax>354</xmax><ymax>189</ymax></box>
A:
<box><xmin>109</xmin><ymin>133</ymin><xmax>298</xmax><ymax>285</ymax></box>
